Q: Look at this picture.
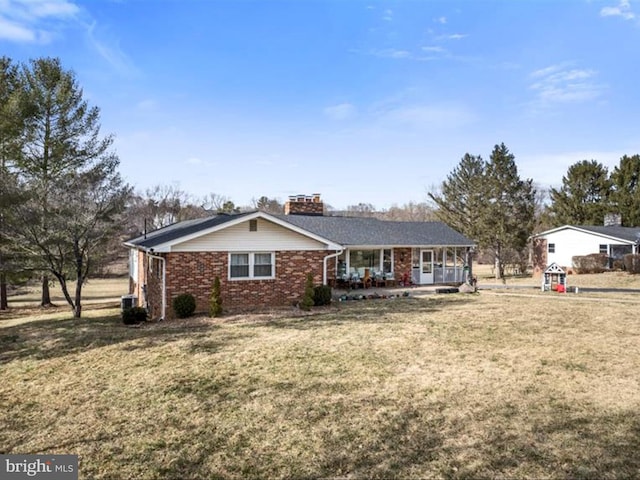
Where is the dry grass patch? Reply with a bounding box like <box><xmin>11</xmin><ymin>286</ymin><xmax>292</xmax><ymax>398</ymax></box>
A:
<box><xmin>7</xmin><ymin>277</ymin><xmax>129</xmax><ymax>309</ymax></box>
<box><xmin>1</xmin><ymin>293</ymin><xmax>639</xmax><ymax>479</ymax></box>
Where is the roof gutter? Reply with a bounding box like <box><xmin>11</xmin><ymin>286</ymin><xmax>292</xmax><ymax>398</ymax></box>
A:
<box><xmin>323</xmin><ymin>248</ymin><xmax>344</xmax><ymax>286</ymax></box>
<box><xmin>146</xmin><ymin>251</ymin><xmax>166</xmax><ymax>321</ymax></box>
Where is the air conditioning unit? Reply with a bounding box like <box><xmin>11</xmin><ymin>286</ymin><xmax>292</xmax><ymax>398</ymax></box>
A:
<box><xmin>121</xmin><ymin>294</ymin><xmax>137</xmax><ymax>311</ymax></box>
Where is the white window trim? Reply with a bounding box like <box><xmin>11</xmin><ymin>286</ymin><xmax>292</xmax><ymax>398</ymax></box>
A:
<box><xmin>228</xmin><ymin>252</ymin><xmax>276</xmax><ymax>280</ymax></box>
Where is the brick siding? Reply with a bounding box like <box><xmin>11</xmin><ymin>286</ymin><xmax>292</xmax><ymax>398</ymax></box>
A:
<box><xmin>158</xmin><ymin>250</ymin><xmax>333</xmax><ymax>319</ymax></box>
<box><xmin>532</xmin><ymin>238</ymin><xmax>547</xmax><ymax>277</ymax></box>
<box><xmin>393</xmin><ymin>247</ymin><xmax>413</xmax><ymax>284</ymax></box>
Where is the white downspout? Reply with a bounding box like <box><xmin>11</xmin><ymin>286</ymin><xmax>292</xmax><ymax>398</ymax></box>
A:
<box><xmin>146</xmin><ymin>252</ymin><xmax>166</xmax><ymax>321</ymax></box>
<box><xmin>323</xmin><ymin>249</ymin><xmax>344</xmax><ymax>286</ymax></box>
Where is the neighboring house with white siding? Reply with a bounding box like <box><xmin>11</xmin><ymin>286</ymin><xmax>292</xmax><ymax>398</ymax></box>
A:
<box><xmin>125</xmin><ymin>194</ymin><xmax>475</xmax><ymax>319</ymax></box>
<box><xmin>532</xmin><ymin>225</ymin><xmax>640</xmax><ymax>273</ymax></box>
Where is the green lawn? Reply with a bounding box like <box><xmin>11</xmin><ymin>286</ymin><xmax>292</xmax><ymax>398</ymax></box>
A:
<box><xmin>1</xmin><ymin>292</ymin><xmax>640</xmax><ymax>479</ymax></box>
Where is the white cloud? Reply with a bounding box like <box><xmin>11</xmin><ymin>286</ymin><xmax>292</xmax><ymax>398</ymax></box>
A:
<box><xmin>383</xmin><ymin>8</ymin><xmax>393</xmax><ymax>21</ymax></box>
<box><xmin>136</xmin><ymin>99</ymin><xmax>157</xmax><ymax>111</ymax></box>
<box><xmin>29</xmin><ymin>0</ymin><xmax>79</xmax><ymax>18</ymax></box>
<box><xmin>86</xmin><ymin>21</ymin><xmax>139</xmax><ymax>77</ymax></box>
<box><xmin>422</xmin><ymin>45</ymin><xmax>446</xmax><ymax>53</ymax></box>
<box><xmin>0</xmin><ymin>0</ymin><xmax>79</xmax><ymax>43</ymax></box>
<box><xmin>371</xmin><ymin>48</ymin><xmax>412</xmax><ymax>59</ymax></box>
<box><xmin>0</xmin><ymin>15</ymin><xmax>36</xmax><ymax>41</ymax></box>
<box><xmin>434</xmin><ymin>33</ymin><xmax>469</xmax><ymax>42</ymax></box>
<box><xmin>376</xmin><ymin>103</ymin><xmax>476</xmax><ymax>129</ymax></box>
<box><xmin>186</xmin><ymin>157</ymin><xmax>203</xmax><ymax>165</ymax></box>
<box><xmin>435</xmin><ymin>16</ymin><xmax>447</xmax><ymax>24</ymax></box>
<box><xmin>323</xmin><ymin>103</ymin><xmax>357</xmax><ymax>120</ymax></box>
<box><xmin>600</xmin><ymin>0</ymin><xmax>635</xmax><ymax>20</ymax></box>
<box><xmin>529</xmin><ymin>63</ymin><xmax>605</xmax><ymax>105</ymax></box>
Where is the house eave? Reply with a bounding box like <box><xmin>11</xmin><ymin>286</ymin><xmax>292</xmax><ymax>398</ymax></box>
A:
<box><xmin>532</xmin><ymin>225</ymin><xmax>638</xmax><ymax>245</ymax></box>
<box><xmin>129</xmin><ymin>211</ymin><xmax>343</xmax><ymax>253</ymax></box>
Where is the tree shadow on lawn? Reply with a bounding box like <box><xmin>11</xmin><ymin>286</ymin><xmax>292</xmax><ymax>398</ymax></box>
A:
<box><xmin>145</xmin><ymin>402</ymin><xmax>449</xmax><ymax>480</ymax></box>
<box><xmin>287</xmin><ymin>401</ymin><xmax>640</xmax><ymax>479</ymax></box>
<box><xmin>0</xmin><ymin>314</ymin><xmax>250</xmax><ymax>364</ymax></box>
<box><xmin>442</xmin><ymin>401</ymin><xmax>640</xmax><ymax>480</ymax></box>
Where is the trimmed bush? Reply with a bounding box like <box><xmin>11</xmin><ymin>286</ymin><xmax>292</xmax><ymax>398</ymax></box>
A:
<box><xmin>122</xmin><ymin>306</ymin><xmax>147</xmax><ymax>325</ymax></box>
<box><xmin>209</xmin><ymin>276</ymin><xmax>223</xmax><ymax>317</ymax></box>
<box><xmin>300</xmin><ymin>273</ymin><xmax>314</xmax><ymax>311</ymax></box>
<box><xmin>173</xmin><ymin>293</ymin><xmax>196</xmax><ymax>318</ymax></box>
<box><xmin>572</xmin><ymin>253</ymin><xmax>608</xmax><ymax>274</ymax></box>
<box><xmin>313</xmin><ymin>285</ymin><xmax>332</xmax><ymax>306</ymax></box>
<box><xmin>624</xmin><ymin>254</ymin><xmax>640</xmax><ymax>274</ymax></box>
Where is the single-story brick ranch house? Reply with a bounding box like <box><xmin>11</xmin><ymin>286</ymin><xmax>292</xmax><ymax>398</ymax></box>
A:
<box><xmin>125</xmin><ymin>195</ymin><xmax>475</xmax><ymax>319</ymax></box>
<box><xmin>532</xmin><ymin>223</ymin><xmax>640</xmax><ymax>273</ymax></box>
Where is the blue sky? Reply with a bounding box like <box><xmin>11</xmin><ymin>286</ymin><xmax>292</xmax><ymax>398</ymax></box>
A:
<box><xmin>1</xmin><ymin>0</ymin><xmax>639</xmax><ymax>210</ymax></box>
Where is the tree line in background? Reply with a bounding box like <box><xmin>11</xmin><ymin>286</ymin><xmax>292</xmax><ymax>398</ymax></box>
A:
<box><xmin>3</xmin><ymin>56</ymin><xmax>640</xmax><ymax>312</ymax></box>
<box><xmin>126</xmin><ymin>145</ymin><xmax>640</xmax><ymax>282</ymax></box>
<box><xmin>430</xmin><ymin>146</ymin><xmax>640</xmax><ymax>279</ymax></box>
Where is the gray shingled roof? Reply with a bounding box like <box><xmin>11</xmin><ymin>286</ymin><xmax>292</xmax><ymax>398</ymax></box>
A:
<box><xmin>125</xmin><ymin>212</ymin><xmax>475</xmax><ymax>249</ymax></box>
<box><xmin>274</xmin><ymin>215</ymin><xmax>474</xmax><ymax>246</ymax></box>
<box><xmin>125</xmin><ymin>212</ymin><xmax>255</xmax><ymax>248</ymax></box>
<box><xmin>575</xmin><ymin>225</ymin><xmax>640</xmax><ymax>243</ymax></box>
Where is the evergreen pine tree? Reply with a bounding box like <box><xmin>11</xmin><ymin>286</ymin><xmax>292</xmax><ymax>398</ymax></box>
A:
<box><xmin>548</xmin><ymin>160</ymin><xmax>612</xmax><ymax>226</ymax></box>
<box><xmin>481</xmin><ymin>143</ymin><xmax>536</xmax><ymax>279</ymax></box>
<box><xmin>209</xmin><ymin>276</ymin><xmax>223</xmax><ymax>317</ymax></box>
<box><xmin>610</xmin><ymin>154</ymin><xmax>640</xmax><ymax>227</ymax></box>
<box><xmin>428</xmin><ymin>153</ymin><xmax>486</xmax><ymax>242</ymax></box>
<box><xmin>300</xmin><ymin>273</ymin><xmax>314</xmax><ymax>311</ymax></box>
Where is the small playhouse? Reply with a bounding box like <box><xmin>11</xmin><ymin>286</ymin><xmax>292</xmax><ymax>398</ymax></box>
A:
<box><xmin>541</xmin><ymin>262</ymin><xmax>567</xmax><ymax>292</ymax></box>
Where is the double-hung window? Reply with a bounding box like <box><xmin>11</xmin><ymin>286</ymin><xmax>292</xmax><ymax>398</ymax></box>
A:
<box><xmin>230</xmin><ymin>253</ymin><xmax>250</xmax><ymax>278</ymax></box>
<box><xmin>229</xmin><ymin>252</ymin><xmax>275</xmax><ymax>279</ymax></box>
<box><xmin>253</xmin><ymin>253</ymin><xmax>273</xmax><ymax>277</ymax></box>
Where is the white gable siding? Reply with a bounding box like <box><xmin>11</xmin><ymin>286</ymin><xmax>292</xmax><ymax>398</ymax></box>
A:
<box><xmin>171</xmin><ymin>218</ymin><xmax>326</xmax><ymax>252</ymax></box>
<box><xmin>544</xmin><ymin>228</ymin><xmax>631</xmax><ymax>267</ymax></box>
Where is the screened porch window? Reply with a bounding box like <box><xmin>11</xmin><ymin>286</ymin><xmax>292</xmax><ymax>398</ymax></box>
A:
<box><xmin>348</xmin><ymin>249</ymin><xmax>392</xmax><ymax>274</ymax></box>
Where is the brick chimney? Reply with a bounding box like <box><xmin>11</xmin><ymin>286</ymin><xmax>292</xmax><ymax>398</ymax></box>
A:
<box><xmin>284</xmin><ymin>193</ymin><xmax>324</xmax><ymax>216</ymax></box>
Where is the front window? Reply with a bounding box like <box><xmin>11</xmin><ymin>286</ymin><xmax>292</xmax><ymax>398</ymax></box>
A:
<box><xmin>599</xmin><ymin>244</ymin><xmax>608</xmax><ymax>254</ymax></box>
<box><xmin>230</xmin><ymin>253</ymin><xmax>249</xmax><ymax>278</ymax></box>
<box><xmin>229</xmin><ymin>252</ymin><xmax>274</xmax><ymax>279</ymax></box>
<box><xmin>254</xmin><ymin>253</ymin><xmax>273</xmax><ymax>277</ymax></box>
<box><xmin>548</xmin><ymin>243</ymin><xmax>555</xmax><ymax>253</ymax></box>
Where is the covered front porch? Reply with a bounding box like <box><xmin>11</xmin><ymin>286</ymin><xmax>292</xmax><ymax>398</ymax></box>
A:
<box><xmin>333</xmin><ymin>246</ymin><xmax>473</xmax><ymax>287</ymax></box>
